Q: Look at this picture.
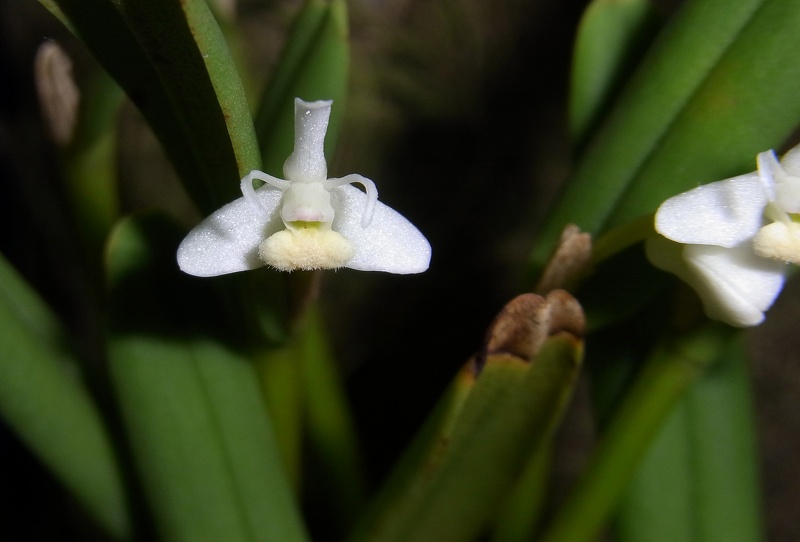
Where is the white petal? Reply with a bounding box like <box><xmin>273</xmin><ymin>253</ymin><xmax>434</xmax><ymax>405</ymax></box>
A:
<box><xmin>682</xmin><ymin>243</ymin><xmax>785</xmax><ymax>327</ymax></box>
<box><xmin>654</xmin><ymin>173</ymin><xmax>768</xmax><ymax>247</ymax></box>
<box><xmin>177</xmin><ymin>186</ymin><xmax>284</xmax><ymax>277</ymax></box>
<box><xmin>644</xmin><ymin>235</ymin><xmax>688</xmax><ymax>279</ymax></box>
<box><xmin>331</xmin><ymin>184</ymin><xmax>431</xmax><ymax>274</ymax></box>
<box><xmin>764</xmin><ymin>149</ymin><xmax>800</xmax><ymax>213</ymax></box>
<box><xmin>779</xmin><ymin>142</ymin><xmax>800</xmax><ymax>177</ymax></box>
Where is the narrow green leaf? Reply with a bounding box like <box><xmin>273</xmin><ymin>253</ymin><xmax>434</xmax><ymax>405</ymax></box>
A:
<box><xmin>0</xmin><ymin>254</ymin><xmax>130</xmax><ymax>540</ymax></box>
<box><xmin>616</xmin><ymin>334</ymin><xmax>762</xmax><ymax>542</ymax></box>
<box><xmin>256</xmin><ymin>306</ymin><xmax>367</xmax><ymax>533</ymax></box>
<box><xmin>490</xmin><ymin>443</ymin><xmax>552</xmax><ymax>542</ymax></box>
<box><xmin>354</xmin><ymin>293</ymin><xmax>585</xmax><ymax>542</ymax></box>
<box><xmin>106</xmin><ymin>214</ymin><xmax>308</xmax><ymax>542</ymax></box>
<box><xmin>569</xmin><ymin>0</ymin><xmax>657</xmax><ymax>142</ymax></box>
<box><xmin>530</xmin><ymin>0</ymin><xmax>775</xmax><ymax>276</ymax></box>
<box><xmin>538</xmin><ymin>322</ymin><xmax>734</xmax><ymax>542</ymax></box>
<box><xmin>614</xmin><ymin>399</ymin><xmax>694</xmax><ymax>542</ymax></box>
<box><xmin>42</xmin><ymin>0</ymin><xmax>260</xmax><ymax>213</ymax></box>
<box><xmin>299</xmin><ymin>308</ymin><xmax>366</xmax><ymax>531</ymax></box>
<box><xmin>363</xmin><ymin>342</ymin><xmax>581</xmax><ymax>542</ymax></box>
<box><xmin>685</xmin><ymin>339</ymin><xmax>762</xmax><ymax>540</ymax></box>
<box><xmin>348</xmin><ymin>361</ymin><xmax>477</xmax><ymax>542</ymax></box>
<box><xmin>258</xmin><ymin>341</ymin><xmax>304</xmax><ymax>489</ymax></box>
<box><xmin>608</xmin><ymin>0</ymin><xmax>800</xmax><ymax>228</ymax></box>
<box><xmin>254</xmin><ymin>0</ymin><xmax>350</xmax><ymax>175</ymax></box>
<box><xmin>62</xmin><ymin>69</ymin><xmax>124</xmax><ymax>258</ymax></box>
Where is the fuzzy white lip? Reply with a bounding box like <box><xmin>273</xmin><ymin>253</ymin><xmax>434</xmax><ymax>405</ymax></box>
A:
<box><xmin>177</xmin><ymin>98</ymin><xmax>431</xmax><ymax>276</ymax></box>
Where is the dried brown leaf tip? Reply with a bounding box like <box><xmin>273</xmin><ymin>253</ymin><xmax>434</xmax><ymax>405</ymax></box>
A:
<box><xmin>535</xmin><ymin>224</ymin><xmax>592</xmax><ymax>294</ymax></box>
<box><xmin>475</xmin><ymin>290</ymin><xmax>584</xmax><ymax>372</ymax></box>
<box><xmin>34</xmin><ymin>41</ymin><xmax>80</xmax><ymax>146</ymax></box>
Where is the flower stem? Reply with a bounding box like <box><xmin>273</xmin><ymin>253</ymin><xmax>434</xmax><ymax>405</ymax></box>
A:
<box><xmin>590</xmin><ymin>214</ymin><xmax>655</xmax><ymax>268</ymax></box>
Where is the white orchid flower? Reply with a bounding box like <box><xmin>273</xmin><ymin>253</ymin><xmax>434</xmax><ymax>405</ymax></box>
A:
<box><xmin>177</xmin><ymin>98</ymin><xmax>431</xmax><ymax>276</ymax></box>
<box><xmin>645</xmin><ymin>144</ymin><xmax>800</xmax><ymax>327</ymax></box>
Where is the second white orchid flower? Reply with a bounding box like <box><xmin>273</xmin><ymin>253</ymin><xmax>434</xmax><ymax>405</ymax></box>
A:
<box><xmin>646</xmin><ymin>144</ymin><xmax>800</xmax><ymax>327</ymax></box>
<box><xmin>177</xmin><ymin>98</ymin><xmax>431</xmax><ymax>276</ymax></box>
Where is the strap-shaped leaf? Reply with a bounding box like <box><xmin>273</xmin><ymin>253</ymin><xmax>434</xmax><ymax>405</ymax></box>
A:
<box><xmin>530</xmin><ymin>0</ymin><xmax>800</xmax><ymax>276</ymax></box>
<box><xmin>298</xmin><ymin>308</ymin><xmax>366</xmax><ymax>532</ymax></box>
<box><xmin>569</xmin><ymin>0</ymin><xmax>657</xmax><ymax>142</ymax></box>
<box><xmin>538</xmin><ymin>322</ymin><xmax>735</xmax><ymax>542</ymax></box>
<box><xmin>40</xmin><ymin>0</ymin><xmax>260</xmax><ymax>214</ymax></box>
<box><xmin>352</xmin><ymin>291</ymin><xmax>585</xmax><ymax>542</ymax></box>
<box><xmin>0</xmin><ymin>254</ymin><xmax>130</xmax><ymax>540</ymax></box>
<box><xmin>106</xmin><ymin>214</ymin><xmax>307</xmax><ymax>542</ymax></box>
<box><xmin>616</xmin><ymin>334</ymin><xmax>762</xmax><ymax>542</ymax></box>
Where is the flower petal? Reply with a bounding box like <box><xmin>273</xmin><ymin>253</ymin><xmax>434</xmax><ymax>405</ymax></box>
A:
<box><xmin>762</xmin><ymin>149</ymin><xmax>800</xmax><ymax>214</ymax></box>
<box><xmin>331</xmin><ymin>185</ymin><xmax>431</xmax><ymax>274</ymax></box>
<box><xmin>779</xmin><ymin>143</ymin><xmax>800</xmax><ymax>177</ymax></box>
<box><xmin>654</xmin><ymin>173</ymin><xmax>768</xmax><ymax>247</ymax></box>
<box><xmin>177</xmin><ymin>186</ymin><xmax>283</xmax><ymax>277</ymax></box>
<box><xmin>682</xmin><ymin>243</ymin><xmax>785</xmax><ymax>327</ymax></box>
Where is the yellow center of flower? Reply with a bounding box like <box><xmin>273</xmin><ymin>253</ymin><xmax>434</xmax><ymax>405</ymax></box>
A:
<box><xmin>259</xmin><ymin>224</ymin><xmax>354</xmax><ymax>271</ymax></box>
<box><xmin>753</xmin><ymin>219</ymin><xmax>800</xmax><ymax>265</ymax></box>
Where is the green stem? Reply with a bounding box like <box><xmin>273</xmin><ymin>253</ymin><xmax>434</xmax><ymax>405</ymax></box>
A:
<box><xmin>539</xmin><ymin>322</ymin><xmax>732</xmax><ymax>542</ymax></box>
<box><xmin>589</xmin><ymin>214</ymin><xmax>654</xmax><ymax>268</ymax></box>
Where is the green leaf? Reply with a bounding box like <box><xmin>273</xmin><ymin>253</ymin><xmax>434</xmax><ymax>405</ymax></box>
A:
<box><xmin>614</xmin><ymin>398</ymin><xmax>694</xmax><ymax>542</ymax></box>
<box><xmin>0</xmin><ymin>254</ymin><xmax>130</xmax><ymax>540</ymax></box>
<box><xmin>63</xmin><ymin>68</ymin><xmax>124</xmax><ymax>258</ymax></box>
<box><xmin>106</xmin><ymin>214</ymin><xmax>308</xmax><ymax>542</ymax></box>
<box><xmin>41</xmin><ymin>0</ymin><xmax>260</xmax><ymax>214</ymax></box>
<box><xmin>256</xmin><ymin>306</ymin><xmax>366</xmax><ymax>534</ymax></box>
<box><xmin>569</xmin><ymin>0</ymin><xmax>657</xmax><ymax>142</ymax></box>
<box><xmin>258</xmin><ymin>340</ymin><xmax>304</xmax><ymax>489</ymax></box>
<box><xmin>254</xmin><ymin>0</ymin><xmax>350</xmax><ymax>175</ymax></box>
<box><xmin>349</xmin><ymin>360</ymin><xmax>477</xmax><ymax>542</ymax></box>
<box><xmin>616</xmin><ymin>334</ymin><xmax>762</xmax><ymax>542</ymax></box>
<box><xmin>490</xmin><ymin>443</ymin><xmax>552</xmax><ymax>542</ymax></box>
<box><xmin>538</xmin><ymin>322</ymin><xmax>735</xmax><ymax>542</ymax></box>
<box><xmin>299</xmin><ymin>308</ymin><xmax>366</xmax><ymax>531</ymax></box>
<box><xmin>530</xmin><ymin>0</ymin><xmax>800</xmax><ymax>277</ymax></box>
<box><xmin>353</xmin><ymin>293</ymin><xmax>585</xmax><ymax>542</ymax></box>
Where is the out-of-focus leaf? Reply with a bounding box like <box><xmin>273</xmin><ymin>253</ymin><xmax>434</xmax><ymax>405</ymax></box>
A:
<box><xmin>299</xmin><ymin>308</ymin><xmax>366</xmax><ymax>532</ymax></box>
<box><xmin>63</xmin><ymin>68</ymin><xmax>124</xmax><ymax>257</ymax></box>
<box><xmin>105</xmin><ymin>214</ymin><xmax>307</xmax><ymax>542</ymax></box>
<box><xmin>0</xmin><ymin>254</ymin><xmax>130</xmax><ymax>540</ymax></box>
<box><xmin>607</xmin><ymin>0</ymin><xmax>800</xmax><ymax>228</ymax></box>
<box><xmin>569</xmin><ymin>0</ymin><xmax>657</xmax><ymax>142</ymax></box>
<box><xmin>530</xmin><ymin>0</ymin><xmax>800</xmax><ymax>277</ymax></box>
<box><xmin>490</xmin><ymin>444</ymin><xmax>551</xmax><ymax>542</ymax></box>
<box><xmin>40</xmin><ymin>0</ymin><xmax>260</xmax><ymax>214</ymax></box>
<box><xmin>254</xmin><ymin>0</ymin><xmax>350</xmax><ymax>175</ymax></box>
<box><xmin>616</xmin><ymin>333</ymin><xmax>762</xmax><ymax>542</ymax></box>
<box><xmin>352</xmin><ymin>292</ymin><xmax>585</xmax><ymax>542</ymax></box>
<box><xmin>258</xmin><ymin>340</ymin><xmax>304</xmax><ymax>489</ymax></box>
<box><xmin>614</xmin><ymin>398</ymin><xmax>694</xmax><ymax>542</ymax></box>
<box><xmin>348</xmin><ymin>359</ymin><xmax>477</xmax><ymax>542</ymax></box>
<box><xmin>538</xmin><ymin>322</ymin><xmax>734</xmax><ymax>542</ymax></box>
<box><xmin>256</xmin><ymin>305</ymin><xmax>366</xmax><ymax>534</ymax></box>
